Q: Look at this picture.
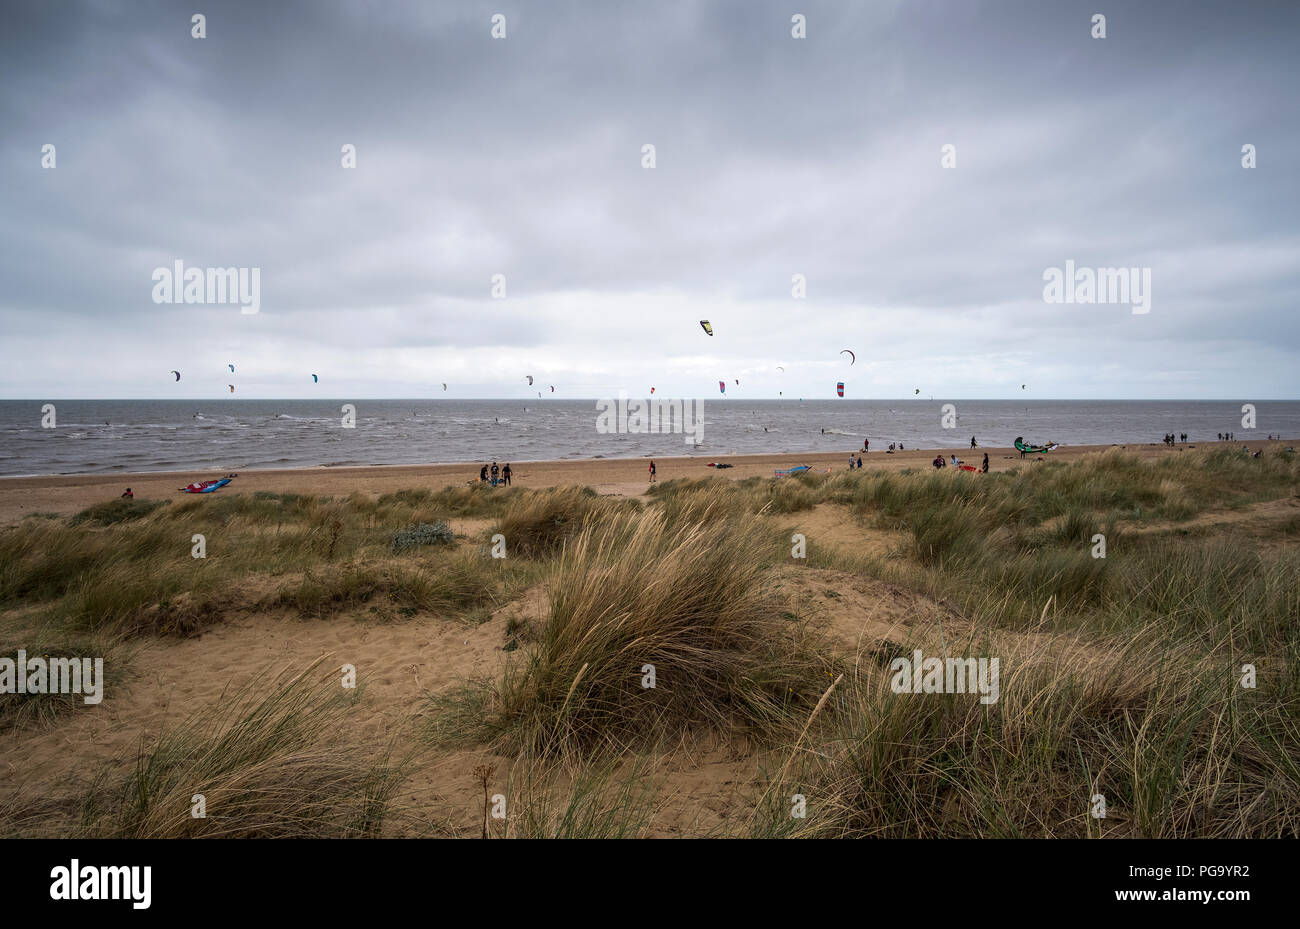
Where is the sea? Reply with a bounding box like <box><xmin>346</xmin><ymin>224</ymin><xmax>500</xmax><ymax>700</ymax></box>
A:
<box><xmin>0</xmin><ymin>399</ymin><xmax>1295</xmax><ymax>478</ymax></box>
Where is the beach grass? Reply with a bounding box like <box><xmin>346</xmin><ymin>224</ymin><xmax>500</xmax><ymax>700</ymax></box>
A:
<box><xmin>70</xmin><ymin>662</ymin><xmax>405</xmax><ymax>838</ymax></box>
<box><xmin>2</xmin><ymin>444</ymin><xmax>1297</xmax><ymax>837</ymax></box>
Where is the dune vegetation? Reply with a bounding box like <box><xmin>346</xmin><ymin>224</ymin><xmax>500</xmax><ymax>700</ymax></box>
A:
<box><xmin>2</xmin><ymin>445</ymin><xmax>1297</xmax><ymax>837</ymax></box>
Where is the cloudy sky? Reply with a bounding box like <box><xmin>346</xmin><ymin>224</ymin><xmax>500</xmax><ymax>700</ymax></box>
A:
<box><xmin>2</xmin><ymin>0</ymin><xmax>1297</xmax><ymax>399</ymax></box>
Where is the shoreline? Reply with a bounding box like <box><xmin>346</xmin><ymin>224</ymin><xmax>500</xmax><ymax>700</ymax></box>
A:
<box><xmin>0</xmin><ymin>440</ymin><xmax>1283</xmax><ymax>526</ymax></box>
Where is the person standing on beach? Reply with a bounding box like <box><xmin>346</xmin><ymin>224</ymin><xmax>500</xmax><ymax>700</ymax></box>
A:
<box><xmin>856</xmin><ymin>455</ymin><xmax>863</xmax><ymax>469</ymax></box>
<box><xmin>863</xmin><ymin>439</ymin><xmax>869</xmax><ymax>453</ymax></box>
<box><xmin>982</xmin><ymin>453</ymin><xmax>989</xmax><ymax>473</ymax></box>
<box><xmin>649</xmin><ymin>460</ymin><xmax>656</xmax><ymax>482</ymax></box>
<box><xmin>121</xmin><ymin>488</ymin><xmax>133</xmax><ymax>498</ymax></box>
<box><xmin>971</xmin><ymin>436</ymin><xmax>977</xmax><ymax>449</ymax></box>
<box><xmin>502</xmin><ymin>463</ymin><xmax>512</xmax><ymax>486</ymax></box>
<box><xmin>490</xmin><ymin>462</ymin><xmax>499</xmax><ymax>486</ymax></box>
<box><xmin>479</xmin><ymin>464</ymin><xmax>488</xmax><ymax>482</ymax></box>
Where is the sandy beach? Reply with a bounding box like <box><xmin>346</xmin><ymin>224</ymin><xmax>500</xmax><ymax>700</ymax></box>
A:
<box><xmin>3</xmin><ymin>434</ymin><xmax>1296</xmax><ymax>841</ymax></box>
<box><xmin>0</xmin><ymin>441</ymin><xmax>1254</xmax><ymax>526</ymax></box>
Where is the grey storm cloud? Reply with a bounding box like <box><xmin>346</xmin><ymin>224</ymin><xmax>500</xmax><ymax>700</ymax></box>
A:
<box><xmin>1</xmin><ymin>0</ymin><xmax>1297</xmax><ymax>399</ymax></box>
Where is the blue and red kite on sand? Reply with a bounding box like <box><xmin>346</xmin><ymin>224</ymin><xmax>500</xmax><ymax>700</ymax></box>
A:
<box><xmin>180</xmin><ymin>476</ymin><xmax>236</xmax><ymax>494</ymax></box>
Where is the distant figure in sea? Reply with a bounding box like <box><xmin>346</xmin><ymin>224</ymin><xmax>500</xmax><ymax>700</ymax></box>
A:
<box><xmin>490</xmin><ymin>462</ymin><xmax>499</xmax><ymax>486</ymax></box>
<box><xmin>648</xmin><ymin>460</ymin><xmax>656</xmax><ymax>482</ymax></box>
<box><xmin>121</xmin><ymin>488</ymin><xmax>133</xmax><ymax>499</ymax></box>
<box><xmin>479</xmin><ymin>464</ymin><xmax>489</xmax><ymax>483</ymax></box>
<box><xmin>502</xmin><ymin>463</ymin><xmax>512</xmax><ymax>486</ymax></box>
<box><xmin>981</xmin><ymin>453</ymin><xmax>989</xmax><ymax>473</ymax></box>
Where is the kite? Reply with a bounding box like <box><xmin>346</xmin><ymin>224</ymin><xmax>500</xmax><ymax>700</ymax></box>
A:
<box><xmin>776</xmin><ymin>366</ymin><xmax>785</xmax><ymax>373</ymax></box>
<box><xmin>228</xmin><ymin>385</ymin><xmax>235</xmax><ymax>393</ymax></box>
<box><xmin>735</xmin><ymin>379</ymin><xmax>739</xmax><ymax>386</ymax></box>
<box><xmin>1022</xmin><ymin>384</ymin><xmax>1027</xmax><ymax>390</ymax></box>
<box><xmin>180</xmin><ymin>477</ymin><xmax>234</xmax><ymax>494</ymax></box>
<box><xmin>836</xmin><ymin>382</ymin><xmax>845</xmax><ymax>397</ymax></box>
<box><xmin>526</xmin><ymin>376</ymin><xmax>534</xmax><ymax>386</ymax></box>
<box><xmin>841</xmin><ymin>350</ymin><xmax>855</xmax><ymax>365</ymax></box>
<box><xmin>914</xmin><ymin>388</ymin><xmax>921</xmax><ymax>395</ymax></box>
<box><xmin>699</xmin><ymin>320</ymin><xmax>713</xmax><ymax>336</ymax></box>
<box><xmin>650</xmin><ymin>387</ymin><xmax>655</xmax><ymax>394</ymax></box>
<box><xmin>549</xmin><ymin>385</ymin><xmax>554</xmax><ymax>392</ymax></box>
<box><xmin>1015</xmin><ymin>437</ymin><xmax>1058</xmax><ymax>454</ymax></box>
<box><xmin>442</xmin><ymin>383</ymin><xmax>447</xmax><ymax>391</ymax></box>
<box><xmin>311</xmin><ymin>374</ymin><xmax>318</xmax><ymax>383</ymax></box>
<box><xmin>170</xmin><ymin>370</ymin><xmax>180</xmax><ymax>381</ymax></box>
<box><xmin>228</xmin><ymin>364</ymin><xmax>235</xmax><ymax>373</ymax></box>
<box><xmin>719</xmin><ymin>381</ymin><xmax>726</xmax><ymax>394</ymax></box>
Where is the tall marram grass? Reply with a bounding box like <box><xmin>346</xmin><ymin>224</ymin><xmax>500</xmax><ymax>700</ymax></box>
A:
<box><xmin>492</xmin><ymin>486</ymin><xmax>633</xmax><ymax>558</ymax></box>
<box><xmin>484</xmin><ymin>506</ymin><xmax>831</xmax><ymax>755</ymax></box>
<box><xmin>73</xmin><ymin>662</ymin><xmax>405</xmax><ymax>838</ymax></box>
<box><xmin>753</xmin><ymin>628</ymin><xmax>1300</xmax><ymax>838</ymax></box>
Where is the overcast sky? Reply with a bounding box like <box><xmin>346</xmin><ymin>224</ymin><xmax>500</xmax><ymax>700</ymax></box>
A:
<box><xmin>2</xmin><ymin>0</ymin><xmax>1297</xmax><ymax>399</ymax></box>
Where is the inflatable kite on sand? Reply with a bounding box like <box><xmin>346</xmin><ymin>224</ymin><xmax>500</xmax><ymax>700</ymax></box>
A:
<box><xmin>179</xmin><ymin>476</ymin><xmax>235</xmax><ymax>494</ymax></box>
<box><xmin>1014</xmin><ymin>437</ymin><xmax>1059</xmax><ymax>454</ymax></box>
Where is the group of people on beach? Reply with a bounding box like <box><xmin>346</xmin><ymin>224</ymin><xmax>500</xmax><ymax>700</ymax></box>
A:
<box><xmin>1164</xmin><ymin>433</ymin><xmax>1188</xmax><ymax>445</ymax></box>
<box><xmin>932</xmin><ymin>452</ymin><xmax>990</xmax><ymax>473</ymax></box>
<box><xmin>860</xmin><ymin>439</ymin><xmax>915</xmax><ymax>454</ymax></box>
<box><xmin>1217</xmin><ymin>432</ymin><xmax>1237</xmax><ymax>441</ymax></box>
<box><xmin>478</xmin><ymin>461</ymin><xmax>512</xmax><ymax>487</ymax></box>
